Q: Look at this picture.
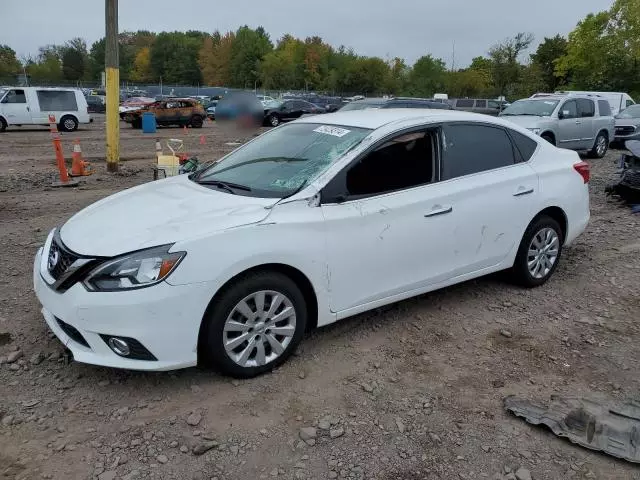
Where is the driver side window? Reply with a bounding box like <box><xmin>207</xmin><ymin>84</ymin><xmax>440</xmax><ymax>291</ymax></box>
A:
<box><xmin>559</xmin><ymin>100</ymin><xmax>578</xmax><ymax>119</ymax></box>
<box><xmin>344</xmin><ymin>130</ymin><xmax>436</xmax><ymax>198</ymax></box>
<box><xmin>3</xmin><ymin>89</ymin><xmax>27</xmax><ymax>104</ymax></box>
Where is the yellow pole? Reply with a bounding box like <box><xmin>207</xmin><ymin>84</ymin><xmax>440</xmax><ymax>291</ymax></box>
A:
<box><xmin>105</xmin><ymin>0</ymin><xmax>119</xmax><ymax>172</ymax></box>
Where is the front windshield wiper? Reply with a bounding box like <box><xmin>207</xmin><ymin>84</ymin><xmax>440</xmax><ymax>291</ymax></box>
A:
<box><xmin>506</xmin><ymin>113</ymin><xmax>542</xmax><ymax>116</ymax></box>
<box><xmin>195</xmin><ymin>179</ymin><xmax>252</xmax><ymax>193</ymax></box>
<box><xmin>205</xmin><ymin>157</ymin><xmax>308</xmax><ymax>177</ymax></box>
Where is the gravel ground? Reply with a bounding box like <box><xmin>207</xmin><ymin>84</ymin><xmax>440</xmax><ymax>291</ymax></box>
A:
<box><xmin>1</xmin><ymin>120</ymin><xmax>639</xmax><ymax>480</ymax></box>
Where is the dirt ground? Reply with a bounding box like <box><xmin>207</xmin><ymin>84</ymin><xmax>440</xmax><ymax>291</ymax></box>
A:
<box><xmin>1</xmin><ymin>116</ymin><xmax>639</xmax><ymax>480</ymax></box>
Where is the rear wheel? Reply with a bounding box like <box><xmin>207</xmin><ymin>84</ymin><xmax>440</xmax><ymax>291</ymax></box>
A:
<box><xmin>59</xmin><ymin>115</ymin><xmax>78</xmax><ymax>132</ymax></box>
<box><xmin>541</xmin><ymin>133</ymin><xmax>555</xmax><ymax>145</ymax></box>
<box><xmin>268</xmin><ymin>114</ymin><xmax>280</xmax><ymax>127</ymax></box>
<box><xmin>200</xmin><ymin>271</ymin><xmax>307</xmax><ymax>378</ymax></box>
<box><xmin>511</xmin><ymin>215</ymin><xmax>563</xmax><ymax>288</ymax></box>
<box><xmin>589</xmin><ymin>131</ymin><xmax>608</xmax><ymax>158</ymax></box>
<box><xmin>0</xmin><ymin>117</ymin><xmax>6</xmax><ymax>132</ymax></box>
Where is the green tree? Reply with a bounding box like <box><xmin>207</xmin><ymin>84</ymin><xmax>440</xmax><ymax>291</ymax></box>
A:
<box><xmin>199</xmin><ymin>31</ymin><xmax>235</xmax><ymax>86</ymax></box>
<box><xmin>0</xmin><ymin>45</ymin><xmax>21</xmax><ymax>78</ymax></box>
<box><xmin>407</xmin><ymin>55</ymin><xmax>447</xmax><ymax>97</ymax></box>
<box><xmin>150</xmin><ymin>31</ymin><xmax>204</xmax><ymax>84</ymax></box>
<box><xmin>229</xmin><ymin>26</ymin><xmax>273</xmax><ymax>88</ymax></box>
<box><xmin>61</xmin><ymin>38</ymin><xmax>87</xmax><ymax>81</ymax></box>
<box><xmin>530</xmin><ymin>35</ymin><xmax>568</xmax><ymax>91</ymax></box>
<box><xmin>489</xmin><ymin>32</ymin><xmax>534</xmax><ymax>97</ymax></box>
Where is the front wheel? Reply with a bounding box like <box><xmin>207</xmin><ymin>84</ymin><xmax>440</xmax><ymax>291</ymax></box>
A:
<box><xmin>190</xmin><ymin>116</ymin><xmax>203</xmax><ymax>128</ymax></box>
<box><xmin>200</xmin><ymin>272</ymin><xmax>307</xmax><ymax>378</ymax></box>
<box><xmin>0</xmin><ymin>118</ymin><xmax>6</xmax><ymax>132</ymax></box>
<box><xmin>589</xmin><ymin>131</ymin><xmax>608</xmax><ymax>158</ymax></box>
<box><xmin>511</xmin><ymin>215</ymin><xmax>563</xmax><ymax>288</ymax></box>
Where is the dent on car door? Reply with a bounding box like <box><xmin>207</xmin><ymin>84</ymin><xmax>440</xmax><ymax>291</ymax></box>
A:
<box><xmin>320</xmin><ymin>128</ymin><xmax>456</xmax><ymax>313</ymax></box>
<box><xmin>435</xmin><ymin>123</ymin><xmax>540</xmax><ymax>273</ymax></box>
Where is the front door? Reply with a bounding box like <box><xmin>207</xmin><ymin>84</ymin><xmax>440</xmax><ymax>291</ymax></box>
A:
<box><xmin>321</xmin><ymin>128</ymin><xmax>456</xmax><ymax>313</ymax></box>
<box><xmin>1</xmin><ymin>89</ymin><xmax>32</xmax><ymax>125</ymax></box>
<box><xmin>557</xmin><ymin>100</ymin><xmax>582</xmax><ymax>149</ymax></box>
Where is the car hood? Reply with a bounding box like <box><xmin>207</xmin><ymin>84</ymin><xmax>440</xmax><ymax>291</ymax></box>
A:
<box><xmin>499</xmin><ymin>115</ymin><xmax>549</xmax><ymax>129</ymax></box>
<box><xmin>60</xmin><ymin>175</ymin><xmax>278</xmax><ymax>257</ymax></box>
<box><xmin>615</xmin><ymin>118</ymin><xmax>640</xmax><ymax>127</ymax></box>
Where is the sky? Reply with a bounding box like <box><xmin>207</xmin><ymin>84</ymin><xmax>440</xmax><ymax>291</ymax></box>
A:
<box><xmin>3</xmin><ymin>0</ymin><xmax>614</xmax><ymax>67</ymax></box>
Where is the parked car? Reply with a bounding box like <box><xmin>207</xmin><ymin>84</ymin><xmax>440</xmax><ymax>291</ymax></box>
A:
<box><xmin>613</xmin><ymin>104</ymin><xmax>640</xmax><ymax>146</ymax></box>
<box><xmin>256</xmin><ymin>94</ymin><xmax>276</xmax><ymax>106</ymax></box>
<box><xmin>0</xmin><ymin>87</ymin><xmax>90</xmax><ymax>132</ymax></box>
<box><xmin>500</xmin><ymin>94</ymin><xmax>615</xmax><ymax>158</ymax></box>
<box><xmin>554</xmin><ymin>91</ymin><xmax>634</xmax><ymax>116</ymax></box>
<box><xmin>206</xmin><ymin>100</ymin><xmax>218</xmax><ymax>120</ymax></box>
<box><xmin>86</xmin><ymin>95</ymin><xmax>106</xmax><ymax>114</ymax></box>
<box><xmin>450</xmin><ymin>98</ymin><xmax>508</xmax><ymax>115</ymax></box>
<box><xmin>123</xmin><ymin>98</ymin><xmax>206</xmax><ymax>129</ymax></box>
<box><xmin>340</xmin><ymin>97</ymin><xmax>451</xmax><ymax>112</ymax></box>
<box><xmin>263</xmin><ymin>99</ymin><xmax>324</xmax><ymax>127</ymax></box>
<box><xmin>33</xmin><ymin>109</ymin><xmax>590</xmax><ymax>377</ymax></box>
<box><xmin>303</xmin><ymin>96</ymin><xmax>344</xmax><ymax>112</ymax></box>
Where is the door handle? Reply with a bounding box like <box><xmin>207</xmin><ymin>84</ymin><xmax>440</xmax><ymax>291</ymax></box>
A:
<box><xmin>513</xmin><ymin>188</ymin><xmax>534</xmax><ymax>197</ymax></box>
<box><xmin>424</xmin><ymin>206</ymin><xmax>452</xmax><ymax>217</ymax></box>
<box><xmin>26</xmin><ymin>106</ymin><xmax>30</xmax><ymax>112</ymax></box>
<box><xmin>575</xmin><ymin>120</ymin><xmax>582</xmax><ymax>124</ymax></box>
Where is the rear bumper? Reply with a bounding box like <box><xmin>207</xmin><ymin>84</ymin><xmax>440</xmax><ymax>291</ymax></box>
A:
<box><xmin>33</xmin><ymin>248</ymin><xmax>214</xmax><ymax>371</ymax></box>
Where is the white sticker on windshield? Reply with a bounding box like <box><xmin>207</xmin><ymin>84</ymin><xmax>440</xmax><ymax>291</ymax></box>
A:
<box><xmin>314</xmin><ymin>125</ymin><xmax>351</xmax><ymax>137</ymax></box>
<box><xmin>544</xmin><ymin>101</ymin><xmax>556</xmax><ymax>105</ymax></box>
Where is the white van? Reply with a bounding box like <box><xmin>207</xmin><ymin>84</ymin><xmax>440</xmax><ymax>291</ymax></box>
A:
<box><xmin>0</xmin><ymin>87</ymin><xmax>90</xmax><ymax>133</ymax></box>
<box><xmin>555</xmin><ymin>91</ymin><xmax>635</xmax><ymax>116</ymax></box>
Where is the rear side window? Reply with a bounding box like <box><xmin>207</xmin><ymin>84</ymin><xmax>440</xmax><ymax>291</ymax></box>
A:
<box><xmin>456</xmin><ymin>99</ymin><xmax>474</xmax><ymax>108</ymax></box>
<box><xmin>508</xmin><ymin>129</ymin><xmax>538</xmax><ymax>162</ymax></box>
<box><xmin>36</xmin><ymin>91</ymin><xmax>78</xmax><ymax>111</ymax></box>
<box><xmin>597</xmin><ymin>100</ymin><xmax>612</xmax><ymax>116</ymax></box>
<box><xmin>474</xmin><ymin>100</ymin><xmax>487</xmax><ymax>108</ymax></box>
<box><xmin>626</xmin><ymin>99</ymin><xmax>635</xmax><ymax>108</ymax></box>
<box><xmin>577</xmin><ymin>98</ymin><xmax>595</xmax><ymax>118</ymax></box>
<box><xmin>441</xmin><ymin>124</ymin><xmax>516</xmax><ymax>180</ymax></box>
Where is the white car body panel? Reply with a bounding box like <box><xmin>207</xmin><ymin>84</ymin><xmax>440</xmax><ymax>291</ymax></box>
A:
<box><xmin>33</xmin><ymin>109</ymin><xmax>590</xmax><ymax>371</ymax></box>
<box><xmin>0</xmin><ymin>87</ymin><xmax>90</xmax><ymax>126</ymax></box>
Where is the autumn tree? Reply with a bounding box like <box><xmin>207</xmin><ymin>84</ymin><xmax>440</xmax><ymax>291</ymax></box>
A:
<box><xmin>199</xmin><ymin>31</ymin><xmax>235</xmax><ymax>86</ymax></box>
<box><xmin>130</xmin><ymin>47</ymin><xmax>153</xmax><ymax>82</ymax></box>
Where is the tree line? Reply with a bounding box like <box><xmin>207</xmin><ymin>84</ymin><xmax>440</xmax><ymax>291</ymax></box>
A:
<box><xmin>1</xmin><ymin>0</ymin><xmax>638</xmax><ymax>99</ymax></box>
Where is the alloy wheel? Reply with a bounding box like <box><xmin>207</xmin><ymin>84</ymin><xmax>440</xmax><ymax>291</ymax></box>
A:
<box><xmin>527</xmin><ymin>227</ymin><xmax>560</xmax><ymax>279</ymax></box>
<box><xmin>64</xmin><ymin>119</ymin><xmax>76</xmax><ymax>131</ymax></box>
<box><xmin>596</xmin><ymin>135</ymin><xmax>607</xmax><ymax>157</ymax></box>
<box><xmin>223</xmin><ymin>290</ymin><xmax>296</xmax><ymax>368</ymax></box>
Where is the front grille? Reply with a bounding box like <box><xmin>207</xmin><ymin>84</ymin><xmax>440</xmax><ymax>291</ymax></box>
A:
<box><xmin>99</xmin><ymin>335</ymin><xmax>157</xmax><ymax>361</ymax></box>
<box><xmin>616</xmin><ymin>126</ymin><xmax>637</xmax><ymax>136</ymax></box>
<box><xmin>56</xmin><ymin>318</ymin><xmax>90</xmax><ymax>348</ymax></box>
<box><xmin>48</xmin><ymin>237</ymin><xmax>79</xmax><ymax>280</ymax></box>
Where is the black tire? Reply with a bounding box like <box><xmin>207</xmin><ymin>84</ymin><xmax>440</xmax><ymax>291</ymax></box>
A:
<box><xmin>267</xmin><ymin>114</ymin><xmax>280</xmax><ymax>127</ymax></box>
<box><xmin>589</xmin><ymin>131</ymin><xmax>608</xmax><ymax>158</ymax></box>
<box><xmin>0</xmin><ymin>117</ymin><xmax>6</xmax><ymax>132</ymax></box>
<box><xmin>511</xmin><ymin>215</ymin><xmax>563</xmax><ymax>288</ymax></box>
<box><xmin>541</xmin><ymin>133</ymin><xmax>555</xmax><ymax>145</ymax></box>
<box><xmin>59</xmin><ymin>115</ymin><xmax>78</xmax><ymax>132</ymax></box>
<box><xmin>200</xmin><ymin>271</ymin><xmax>307</xmax><ymax>378</ymax></box>
<box><xmin>190</xmin><ymin>115</ymin><xmax>204</xmax><ymax>128</ymax></box>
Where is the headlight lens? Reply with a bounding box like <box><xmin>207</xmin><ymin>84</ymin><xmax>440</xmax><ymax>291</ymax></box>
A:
<box><xmin>83</xmin><ymin>245</ymin><xmax>185</xmax><ymax>291</ymax></box>
<box><xmin>528</xmin><ymin>128</ymin><xmax>541</xmax><ymax>135</ymax></box>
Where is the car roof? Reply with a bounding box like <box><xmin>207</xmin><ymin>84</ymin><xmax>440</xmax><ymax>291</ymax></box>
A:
<box><xmin>295</xmin><ymin>109</ymin><xmax>509</xmax><ymax>130</ymax></box>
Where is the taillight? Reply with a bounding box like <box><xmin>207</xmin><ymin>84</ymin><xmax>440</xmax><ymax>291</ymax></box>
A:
<box><xmin>573</xmin><ymin>161</ymin><xmax>590</xmax><ymax>183</ymax></box>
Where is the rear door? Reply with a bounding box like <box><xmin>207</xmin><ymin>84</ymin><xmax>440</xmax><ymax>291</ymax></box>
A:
<box><xmin>435</xmin><ymin>122</ymin><xmax>540</xmax><ymax>274</ymax></box>
<box><xmin>576</xmin><ymin>98</ymin><xmax>595</xmax><ymax>149</ymax></box>
<box><xmin>0</xmin><ymin>89</ymin><xmax>33</xmax><ymax>125</ymax></box>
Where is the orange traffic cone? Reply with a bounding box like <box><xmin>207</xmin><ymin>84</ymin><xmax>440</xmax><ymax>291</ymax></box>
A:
<box><xmin>70</xmin><ymin>139</ymin><xmax>92</xmax><ymax>176</ymax></box>
<box><xmin>199</xmin><ymin>135</ymin><xmax>206</xmax><ymax>145</ymax></box>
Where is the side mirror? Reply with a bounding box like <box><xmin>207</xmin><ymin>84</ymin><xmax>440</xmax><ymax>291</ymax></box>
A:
<box><xmin>559</xmin><ymin>110</ymin><xmax>568</xmax><ymax>119</ymax></box>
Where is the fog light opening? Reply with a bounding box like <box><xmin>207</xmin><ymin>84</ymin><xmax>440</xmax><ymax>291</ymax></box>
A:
<box><xmin>107</xmin><ymin>337</ymin><xmax>130</xmax><ymax>357</ymax></box>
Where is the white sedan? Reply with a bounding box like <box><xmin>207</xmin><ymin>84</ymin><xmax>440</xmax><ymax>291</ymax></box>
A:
<box><xmin>33</xmin><ymin>110</ymin><xmax>590</xmax><ymax>377</ymax></box>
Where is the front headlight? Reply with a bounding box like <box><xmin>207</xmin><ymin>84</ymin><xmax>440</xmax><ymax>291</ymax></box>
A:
<box><xmin>83</xmin><ymin>245</ymin><xmax>185</xmax><ymax>292</ymax></box>
<box><xmin>528</xmin><ymin>128</ymin><xmax>541</xmax><ymax>135</ymax></box>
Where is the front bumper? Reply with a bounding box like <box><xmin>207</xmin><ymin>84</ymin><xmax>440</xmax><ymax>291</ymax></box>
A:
<box><xmin>33</xmin><ymin>248</ymin><xmax>213</xmax><ymax>371</ymax></box>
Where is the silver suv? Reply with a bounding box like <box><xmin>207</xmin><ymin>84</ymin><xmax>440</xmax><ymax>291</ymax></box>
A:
<box><xmin>499</xmin><ymin>94</ymin><xmax>615</xmax><ymax>158</ymax></box>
